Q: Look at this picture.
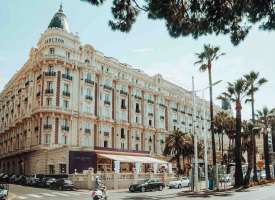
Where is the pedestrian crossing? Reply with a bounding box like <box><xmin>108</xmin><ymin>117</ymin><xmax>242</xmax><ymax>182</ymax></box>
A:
<box><xmin>15</xmin><ymin>191</ymin><xmax>88</xmax><ymax>199</ymax></box>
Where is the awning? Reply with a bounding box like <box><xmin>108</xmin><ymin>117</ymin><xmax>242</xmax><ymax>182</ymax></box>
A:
<box><xmin>98</xmin><ymin>154</ymin><xmax>168</xmax><ymax>164</ymax></box>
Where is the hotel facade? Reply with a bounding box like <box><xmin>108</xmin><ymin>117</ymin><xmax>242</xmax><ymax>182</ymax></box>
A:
<box><xmin>0</xmin><ymin>6</ymin><xmax>222</xmax><ymax>175</ymax></box>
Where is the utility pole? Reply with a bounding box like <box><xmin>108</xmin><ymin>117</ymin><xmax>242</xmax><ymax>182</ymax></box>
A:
<box><xmin>192</xmin><ymin>76</ymin><xmax>199</xmax><ymax>192</ymax></box>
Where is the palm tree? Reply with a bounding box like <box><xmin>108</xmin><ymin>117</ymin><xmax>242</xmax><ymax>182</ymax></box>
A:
<box><xmin>220</xmin><ymin>78</ymin><xmax>249</xmax><ymax>187</ymax></box>
<box><xmin>244</xmin><ymin>71</ymin><xmax>268</xmax><ymax>181</ymax></box>
<box><xmin>241</xmin><ymin>120</ymin><xmax>255</xmax><ymax>185</ymax></box>
<box><xmin>195</xmin><ymin>44</ymin><xmax>225</xmax><ymax>180</ymax></box>
<box><xmin>213</xmin><ymin>111</ymin><xmax>230</xmax><ymax>161</ymax></box>
<box><xmin>163</xmin><ymin>129</ymin><xmax>194</xmax><ymax>175</ymax></box>
<box><xmin>256</xmin><ymin>107</ymin><xmax>275</xmax><ymax>180</ymax></box>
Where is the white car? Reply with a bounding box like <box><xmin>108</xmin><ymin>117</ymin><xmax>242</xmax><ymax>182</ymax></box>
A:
<box><xmin>168</xmin><ymin>177</ymin><xmax>190</xmax><ymax>189</ymax></box>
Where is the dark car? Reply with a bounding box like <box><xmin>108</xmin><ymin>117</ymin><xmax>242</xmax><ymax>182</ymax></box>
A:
<box><xmin>9</xmin><ymin>175</ymin><xmax>17</xmax><ymax>184</ymax></box>
<box><xmin>129</xmin><ymin>179</ymin><xmax>165</xmax><ymax>192</ymax></box>
<box><xmin>14</xmin><ymin>175</ymin><xmax>26</xmax><ymax>185</ymax></box>
<box><xmin>50</xmin><ymin>178</ymin><xmax>74</xmax><ymax>190</ymax></box>
<box><xmin>45</xmin><ymin>178</ymin><xmax>56</xmax><ymax>187</ymax></box>
<box><xmin>0</xmin><ymin>174</ymin><xmax>9</xmax><ymax>183</ymax></box>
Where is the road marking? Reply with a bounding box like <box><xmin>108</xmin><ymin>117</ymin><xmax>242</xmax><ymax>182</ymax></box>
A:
<box><xmin>27</xmin><ymin>194</ymin><xmax>43</xmax><ymax>198</ymax></box>
<box><xmin>40</xmin><ymin>192</ymin><xmax>56</xmax><ymax>197</ymax></box>
<box><xmin>51</xmin><ymin>192</ymin><xmax>70</xmax><ymax>196</ymax></box>
<box><xmin>17</xmin><ymin>196</ymin><xmax>27</xmax><ymax>200</ymax></box>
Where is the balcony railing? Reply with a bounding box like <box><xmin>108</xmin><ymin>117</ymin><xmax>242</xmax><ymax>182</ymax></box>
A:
<box><xmin>34</xmin><ymin>126</ymin><xmax>39</xmax><ymax>131</ymax></box>
<box><xmin>85</xmin><ymin>79</ymin><xmax>94</xmax><ymax>85</ymax></box>
<box><xmin>103</xmin><ymin>85</ymin><xmax>112</xmax><ymax>90</ymax></box>
<box><xmin>94</xmin><ymin>146</ymin><xmax>149</xmax><ymax>154</ymax></box>
<box><xmin>135</xmin><ymin>136</ymin><xmax>140</xmax><ymax>140</ymax></box>
<box><xmin>85</xmin><ymin>95</ymin><xmax>93</xmax><ymax>101</ymax></box>
<box><xmin>84</xmin><ymin>128</ymin><xmax>91</xmax><ymax>134</ymax></box>
<box><xmin>44</xmin><ymin>124</ymin><xmax>52</xmax><ymax>129</ymax></box>
<box><xmin>121</xmin><ymin>105</ymin><xmax>127</xmax><ymax>109</ymax></box>
<box><xmin>45</xmin><ymin>71</ymin><xmax>56</xmax><ymax>76</ymax></box>
<box><xmin>62</xmin><ymin>74</ymin><xmax>73</xmax><ymax>81</ymax></box>
<box><xmin>173</xmin><ymin>119</ymin><xmax>177</xmax><ymax>123</ymax></box>
<box><xmin>45</xmin><ymin>89</ymin><xmax>54</xmax><ymax>94</ymax></box>
<box><xmin>147</xmin><ymin>99</ymin><xmax>154</xmax><ymax>104</ymax></box>
<box><xmin>61</xmin><ymin>126</ymin><xmax>69</xmax><ymax>131</ymax></box>
<box><xmin>134</xmin><ymin>95</ymin><xmax>142</xmax><ymax>100</ymax></box>
<box><xmin>159</xmin><ymin>103</ymin><xmax>166</xmax><ymax>108</ymax></box>
<box><xmin>63</xmin><ymin>91</ymin><xmax>70</xmax><ymax>97</ymax></box>
<box><xmin>104</xmin><ymin>100</ymin><xmax>111</xmax><ymax>105</ymax></box>
<box><xmin>120</xmin><ymin>90</ymin><xmax>128</xmax><ymax>96</ymax></box>
<box><xmin>172</xmin><ymin>108</ymin><xmax>178</xmax><ymax>112</ymax></box>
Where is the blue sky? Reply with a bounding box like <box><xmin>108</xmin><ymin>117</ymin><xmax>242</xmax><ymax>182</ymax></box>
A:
<box><xmin>1</xmin><ymin>0</ymin><xmax>275</xmax><ymax>119</ymax></box>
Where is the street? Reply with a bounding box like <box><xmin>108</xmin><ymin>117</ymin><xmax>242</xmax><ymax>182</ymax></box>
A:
<box><xmin>8</xmin><ymin>183</ymin><xmax>275</xmax><ymax>200</ymax></box>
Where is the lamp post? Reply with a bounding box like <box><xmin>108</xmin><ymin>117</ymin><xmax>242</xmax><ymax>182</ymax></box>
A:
<box><xmin>192</xmin><ymin>78</ymin><xmax>222</xmax><ymax>192</ymax></box>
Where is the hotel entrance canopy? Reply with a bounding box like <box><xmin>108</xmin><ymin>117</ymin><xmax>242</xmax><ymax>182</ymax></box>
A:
<box><xmin>98</xmin><ymin>154</ymin><xmax>168</xmax><ymax>164</ymax></box>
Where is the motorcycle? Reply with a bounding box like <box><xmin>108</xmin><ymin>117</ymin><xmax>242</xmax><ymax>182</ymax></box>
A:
<box><xmin>90</xmin><ymin>186</ymin><xmax>107</xmax><ymax>200</ymax></box>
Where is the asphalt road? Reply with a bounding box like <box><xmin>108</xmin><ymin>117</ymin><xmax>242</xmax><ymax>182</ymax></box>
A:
<box><xmin>8</xmin><ymin>183</ymin><xmax>275</xmax><ymax>200</ymax></box>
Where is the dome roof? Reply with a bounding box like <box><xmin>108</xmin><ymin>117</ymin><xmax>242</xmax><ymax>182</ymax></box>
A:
<box><xmin>48</xmin><ymin>4</ymin><xmax>70</xmax><ymax>32</ymax></box>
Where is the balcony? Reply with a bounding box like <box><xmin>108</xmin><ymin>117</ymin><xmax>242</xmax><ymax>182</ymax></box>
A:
<box><xmin>34</xmin><ymin>126</ymin><xmax>39</xmax><ymax>131</ymax></box>
<box><xmin>134</xmin><ymin>95</ymin><xmax>142</xmax><ymax>100</ymax></box>
<box><xmin>44</xmin><ymin>124</ymin><xmax>52</xmax><ymax>129</ymax></box>
<box><xmin>25</xmin><ymin>81</ymin><xmax>30</xmax><ymax>87</ymax></box>
<box><xmin>135</xmin><ymin>136</ymin><xmax>140</xmax><ymax>141</ymax></box>
<box><xmin>45</xmin><ymin>89</ymin><xmax>54</xmax><ymax>94</ymax></box>
<box><xmin>147</xmin><ymin>99</ymin><xmax>154</xmax><ymax>104</ymax></box>
<box><xmin>104</xmin><ymin>100</ymin><xmax>111</xmax><ymax>105</ymax></box>
<box><xmin>84</xmin><ymin>128</ymin><xmax>91</xmax><ymax>134</ymax></box>
<box><xmin>120</xmin><ymin>90</ymin><xmax>128</xmax><ymax>96</ymax></box>
<box><xmin>62</xmin><ymin>91</ymin><xmax>70</xmax><ymax>97</ymax></box>
<box><xmin>62</xmin><ymin>74</ymin><xmax>73</xmax><ymax>81</ymax></box>
<box><xmin>135</xmin><ymin>109</ymin><xmax>140</xmax><ymax>113</ymax></box>
<box><xmin>85</xmin><ymin>95</ymin><xmax>93</xmax><ymax>101</ymax></box>
<box><xmin>36</xmin><ymin>91</ymin><xmax>41</xmax><ymax>97</ymax></box>
<box><xmin>148</xmin><ymin>113</ymin><xmax>153</xmax><ymax>117</ymax></box>
<box><xmin>172</xmin><ymin>108</ymin><xmax>178</xmax><ymax>112</ymax></box>
<box><xmin>159</xmin><ymin>103</ymin><xmax>166</xmax><ymax>108</ymax></box>
<box><xmin>121</xmin><ymin>105</ymin><xmax>127</xmax><ymax>110</ymax></box>
<box><xmin>45</xmin><ymin>71</ymin><xmax>56</xmax><ymax>76</ymax></box>
<box><xmin>173</xmin><ymin>119</ymin><xmax>178</xmax><ymax>123</ymax></box>
<box><xmin>61</xmin><ymin>126</ymin><xmax>69</xmax><ymax>131</ymax></box>
<box><xmin>94</xmin><ymin>146</ymin><xmax>149</xmax><ymax>154</ymax></box>
<box><xmin>103</xmin><ymin>85</ymin><xmax>112</xmax><ymax>90</ymax></box>
<box><xmin>85</xmin><ymin>79</ymin><xmax>94</xmax><ymax>85</ymax></box>
<box><xmin>24</xmin><ymin>97</ymin><xmax>28</xmax><ymax>102</ymax></box>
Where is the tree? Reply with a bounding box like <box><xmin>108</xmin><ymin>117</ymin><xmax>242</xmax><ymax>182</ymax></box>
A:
<box><xmin>220</xmin><ymin>78</ymin><xmax>249</xmax><ymax>187</ymax></box>
<box><xmin>213</xmin><ymin>111</ymin><xmax>230</xmax><ymax>161</ymax></box>
<box><xmin>241</xmin><ymin>120</ymin><xmax>257</xmax><ymax>186</ymax></box>
<box><xmin>163</xmin><ymin>129</ymin><xmax>194</xmax><ymax>175</ymax></box>
<box><xmin>256</xmin><ymin>106</ymin><xmax>275</xmax><ymax>180</ymax></box>
<box><xmin>244</xmin><ymin>71</ymin><xmax>268</xmax><ymax>182</ymax></box>
<box><xmin>194</xmin><ymin>44</ymin><xmax>224</xmax><ymax>186</ymax></box>
<box><xmin>82</xmin><ymin>0</ymin><xmax>275</xmax><ymax>45</ymax></box>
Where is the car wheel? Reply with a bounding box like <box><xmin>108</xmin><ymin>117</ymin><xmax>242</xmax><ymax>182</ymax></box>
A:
<box><xmin>159</xmin><ymin>185</ymin><xmax>163</xmax><ymax>191</ymax></box>
<box><xmin>178</xmin><ymin>184</ymin><xmax>182</xmax><ymax>189</ymax></box>
<box><xmin>58</xmin><ymin>186</ymin><xmax>63</xmax><ymax>191</ymax></box>
<box><xmin>141</xmin><ymin>187</ymin><xmax>145</xmax><ymax>192</ymax></box>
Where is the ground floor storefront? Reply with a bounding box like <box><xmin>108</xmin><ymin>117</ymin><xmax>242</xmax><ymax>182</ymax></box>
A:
<box><xmin>0</xmin><ymin>146</ymin><xmax>170</xmax><ymax>176</ymax></box>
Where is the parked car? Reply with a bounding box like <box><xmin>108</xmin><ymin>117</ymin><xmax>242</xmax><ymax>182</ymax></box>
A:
<box><xmin>45</xmin><ymin>178</ymin><xmax>56</xmax><ymax>187</ymax></box>
<box><xmin>14</xmin><ymin>175</ymin><xmax>26</xmax><ymax>185</ymax></box>
<box><xmin>168</xmin><ymin>177</ymin><xmax>190</xmax><ymax>189</ymax></box>
<box><xmin>0</xmin><ymin>174</ymin><xmax>9</xmax><ymax>183</ymax></box>
<box><xmin>9</xmin><ymin>175</ymin><xmax>17</xmax><ymax>184</ymax></box>
<box><xmin>0</xmin><ymin>184</ymin><xmax>9</xmax><ymax>200</ymax></box>
<box><xmin>50</xmin><ymin>178</ymin><xmax>74</xmax><ymax>190</ymax></box>
<box><xmin>129</xmin><ymin>179</ymin><xmax>165</xmax><ymax>192</ymax></box>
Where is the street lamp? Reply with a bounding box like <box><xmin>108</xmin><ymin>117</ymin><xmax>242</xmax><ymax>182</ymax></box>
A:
<box><xmin>192</xmin><ymin>78</ymin><xmax>222</xmax><ymax>192</ymax></box>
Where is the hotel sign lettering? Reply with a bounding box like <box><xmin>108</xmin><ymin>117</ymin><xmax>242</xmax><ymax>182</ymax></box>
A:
<box><xmin>44</xmin><ymin>37</ymin><xmax>64</xmax><ymax>44</ymax></box>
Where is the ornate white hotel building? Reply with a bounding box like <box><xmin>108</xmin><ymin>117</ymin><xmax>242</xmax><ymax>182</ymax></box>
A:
<box><xmin>0</xmin><ymin>5</ymin><xmax>221</xmax><ymax>175</ymax></box>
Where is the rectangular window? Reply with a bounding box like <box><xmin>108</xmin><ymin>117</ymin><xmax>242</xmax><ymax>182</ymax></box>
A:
<box><xmin>135</xmin><ymin>103</ymin><xmax>140</xmax><ymax>113</ymax></box>
<box><xmin>66</xmin><ymin>51</ymin><xmax>70</xmax><ymax>59</ymax></box>
<box><xmin>65</xmin><ymin>68</ymin><xmax>70</xmax><ymax>76</ymax></box>
<box><xmin>47</xmin><ymin>81</ymin><xmax>53</xmax><ymax>89</ymax></box>
<box><xmin>49</xmin><ymin>165</ymin><xmax>55</xmax><ymax>174</ymax></box>
<box><xmin>149</xmin><ymin>120</ymin><xmax>152</xmax><ymax>127</ymax></box>
<box><xmin>64</xmin><ymin>83</ymin><xmax>69</xmax><ymax>92</ymax></box>
<box><xmin>121</xmin><ymin>143</ymin><xmax>125</xmax><ymax>150</ymax></box>
<box><xmin>121</xmin><ymin>99</ymin><xmax>126</xmax><ymax>109</ymax></box>
<box><xmin>135</xmin><ymin>144</ymin><xmax>139</xmax><ymax>151</ymax></box>
<box><xmin>45</xmin><ymin>134</ymin><xmax>51</xmax><ymax>144</ymax></box>
<box><xmin>59</xmin><ymin>164</ymin><xmax>66</xmax><ymax>174</ymax></box>
<box><xmin>104</xmin><ymin>140</ymin><xmax>108</xmax><ymax>148</ymax></box>
<box><xmin>63</xmin><ymin>100</ymin><xmax>69</xmax><ymax>109</ymax></box>
<box><xmin>61</xmin><ymin>135</ymin><xmax>67</xmax><ymax>145</ymax></box>
<box><xmin>49</xmin><ymin>48</ymin><xmax>55</xmax><ymax>55</ymax></box>
<box><xmin>104</xmin><ymin>94</ymin><xmax>110</xmax><ymax>102</ymax></box>
<box><xmin>136</xmin><ymin>117</ymin><xmax>139</xmax><ymax>123</ymax></box>
<box><xmin>48</xmin><ymin>65</ymin><xmax>54</xmax><ymax>72</ymax></box>
<box><xmin>46</xmin><ymin>98</ymin><xmax>52</xmax><ymax>106</ymax></box>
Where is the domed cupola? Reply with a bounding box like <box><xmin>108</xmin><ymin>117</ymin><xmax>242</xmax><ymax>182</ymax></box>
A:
<box><xmin>48</xmin><ymin>4</ymin><xmax>70</xmax><ymax>32</ymax></box>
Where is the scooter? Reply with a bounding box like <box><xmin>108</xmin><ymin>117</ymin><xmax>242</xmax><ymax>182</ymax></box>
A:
<box><xmin>90</xmin><ymin>186</ymin><xmax>107</xmax><ymax>200</ymax></box>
